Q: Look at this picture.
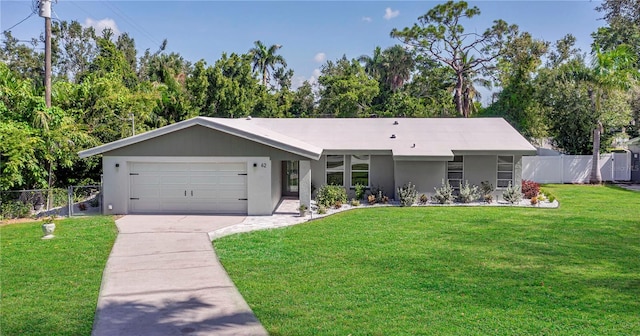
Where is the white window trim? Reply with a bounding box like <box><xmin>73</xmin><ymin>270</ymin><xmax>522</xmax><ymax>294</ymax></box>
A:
<box><xmin>447</xmin><ymin>156</ymin><xmax>464</xmax><ymax>190</ymax></box>
<box><xmin>326</xmin><ymin>155</ymin><xmax>345</xmax><ymax>186</ymax></box>
<box><xmin>496</xmin><ymin>155</ymin><xmax>514</xmax><ymax>189</ymax></box>
<box><xmin>350</xmin><ymin>155</ymin><xmax>370</xmax><ymax>188</ymax></box>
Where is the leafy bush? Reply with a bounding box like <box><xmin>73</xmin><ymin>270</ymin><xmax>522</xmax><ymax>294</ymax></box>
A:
<box><xmin>540</xmin><ymin>187</ymin><xmax>557</xmax><ymax>203</ymax></box>
<box><xmin>350</xmin><ymin>199</ymin><xmax>360</xmax><ymax>206</ymax></box>
<box><xmin>1</xmin><ymin>201</ymin><xmax>32</xmax><ymax>219</ymax></box>
<box><xmin>397</xmin><ymin>182</ymin><xmax>417</xmax><ymax>207</ymax></box>
<box><xmin>431</xmin><ymin>180</ymin><xmax>455</xmax><ymax>204</ymax></box>
<box><xmin>521</xmin><ymin>180</ymin><xmax>540</xmax><ymax>199</ymax></box>
<box><xmin>317</xmin><ymin>205</ymin><xmax>327</xmax><ymax>214</ymax></box>
<box><xmin>502</xmin><ymin>182</ymin><xmax>523</xmax><ymax>204</ymax></box>
<box><xmin>315</xmin><ymin>184</ymin><xmax>347</xmax><ymax>208</ymax></box>
<box><xmin>367</xmin><ymin>194</ymin><xmax>377</xmax><ymax>205</ymax></box>
<box><xmin>354</xmin><ymin>183</ymin><xmax>367</xmax><ymax>200</ymax></box>
<box><xmin>370</xmin><ymin>185</ymin><xmax>387</xmax><ymax>202</ymax></box>
<box><xmin>419</xmin><ymin>194</ymin><xmax>428</xmax><ymax>205</ymax></box>
<box><xmin>458</xmin><ymin>181</ymin><xmax>480</xmax><ymax>203</ymax></box>
<box><xmin>480</xmin><ymin>181</ymin><xmax>495</xmax><ymax>203</ymax></box>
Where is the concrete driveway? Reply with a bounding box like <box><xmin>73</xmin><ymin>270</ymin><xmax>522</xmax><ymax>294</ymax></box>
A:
<box><xmin>92</xmin><ymin>215</ymin><xmax>268</xmax><ymax>336</ymax></box>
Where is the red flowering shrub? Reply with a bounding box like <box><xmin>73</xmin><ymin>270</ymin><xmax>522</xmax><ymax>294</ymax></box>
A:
<box><xmin>521</xmin><ymin>180</ymin><xmax>540</xmax><ymax>199</ymax></box>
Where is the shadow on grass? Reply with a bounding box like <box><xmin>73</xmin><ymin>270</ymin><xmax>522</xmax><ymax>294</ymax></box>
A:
<box><xmin>92</xmin><ymin>294</ymin><xmax>265</xmax><ymax>336</ymax></box>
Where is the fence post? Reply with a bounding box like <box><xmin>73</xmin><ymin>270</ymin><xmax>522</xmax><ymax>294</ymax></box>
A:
<box><xmin>560</xmin><ymin>155</ymin><xmax>565</xmax><ymax>184</ymax></box>
<box><xmin>68</xmin><ymin>186</ymin><xmax>73</xmax><ymax>217</ymax></box>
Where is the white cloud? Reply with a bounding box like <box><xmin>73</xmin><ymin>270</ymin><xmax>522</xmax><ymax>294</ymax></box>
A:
<box><xmin>362</xmin><ymin>16</ymin><xmax>372</xmax><ymax>23</ymax></box>
<box><xmin>291</xmin><ymin>68</ymin><xmax>322</xmax><ymax>91</ymax></box>
<box><xmin>383</xmin><ymin>8</ymin><xmax>399</xmax><ymax>20</ymax></box>
<box><xmin>313</xmin><ymin>52</ymin><xmax>326</xmax><ymax>63</ymax></box>
<box><xmin>83</xmin><ymin>18</ymin><xmax>121</xmax><ymax>36</ymax></box>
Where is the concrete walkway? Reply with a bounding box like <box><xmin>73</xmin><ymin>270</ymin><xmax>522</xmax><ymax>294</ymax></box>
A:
<box><xmin>92</xmin><ymin>215</ymin><xmax>268</xmax><ymax>336</ymax></box>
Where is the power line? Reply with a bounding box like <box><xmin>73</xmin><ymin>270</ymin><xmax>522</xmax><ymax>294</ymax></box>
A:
<box><xmin>100</xmin><ymin>0</ymin><xmax>162</xmax><ymax>47</ymax></box>
<box><xmin>2</xmin><ymin>12</ymin><xmax>35</xmax><ymax>34</ymax></box>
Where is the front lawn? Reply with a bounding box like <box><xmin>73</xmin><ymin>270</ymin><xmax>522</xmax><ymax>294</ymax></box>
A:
<box><xmin>0</xmin><ymin>216</ymin><xmax>117</xmax><ymax>336</ymax></box>
<box><xmin>215</xmin><ymin>185</ymin><xmax>640</xmax><ymax>335</ymax></box>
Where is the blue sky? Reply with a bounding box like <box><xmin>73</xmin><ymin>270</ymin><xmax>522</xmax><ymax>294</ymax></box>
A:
<box><xmin>2</xmin><ymin>1</ymin><xmax>603</xmax><ymax>89</ymax></box>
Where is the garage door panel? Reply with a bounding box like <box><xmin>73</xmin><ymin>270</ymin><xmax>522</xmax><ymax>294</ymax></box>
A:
<box><xmin>160</xmin><ymin>175</ymin><xmax>190</xmax><ymax>184</ymax></box>
<box><xmin>129</xmin><ymin>162</ymin><xmax>249</xmax><ymax>214</ymax></box>
<box><xmin>132</xmin><ymin>175</ymin><xmax>161</xmax><ymax>185</ymax></box>
<box><xmin>131</xmin><ymin>186</ymin><xmax>161</xmax><ymax>198</ymax></box>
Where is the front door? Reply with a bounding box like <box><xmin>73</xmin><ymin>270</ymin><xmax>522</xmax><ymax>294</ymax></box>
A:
<box><xmin>282</xmin><ymin>161</ymin><xmax>299</xmax><ymax>196</ymax></box>
<box><xmin>632</xmin><ymin>152</ymin><xmax>640</xmax><ymax>182</ymax></box>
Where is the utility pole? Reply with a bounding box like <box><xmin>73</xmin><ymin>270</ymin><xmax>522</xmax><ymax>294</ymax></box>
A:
<box><xmin>39</xmin><ymin>0</ymin><xmax>53</xmax><ymax>209</ymax></box>
<box><xmin>39</xmin><ymin>0</ymin><xmax>52</xmax><ymax>108</ymax></box>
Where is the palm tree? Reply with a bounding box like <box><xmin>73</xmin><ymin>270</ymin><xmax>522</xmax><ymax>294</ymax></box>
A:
<box><xmin>249</xmin><ymin>40</ymin><xmax>287</xmax><ymax>87</ymax></box>
<box><xmin>358</xmin><ymin>46</ymin><xmax>383</xmax><ymax>79</ymax></box>
<box><xmin>587</xmin><ymin>44</ymin><xmax>638</xmax><ymax>183</ymax></box>
<box><xmin>381</xmin><ymin>45</ymin><xmax>414</xmax><ymax>92</ymax></box>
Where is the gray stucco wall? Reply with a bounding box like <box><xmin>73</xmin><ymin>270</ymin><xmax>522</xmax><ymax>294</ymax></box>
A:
<box><xmin>463</xmin><ymin>155</ymin><xmax>497</xmax><ymax>187</ymax></box>
<box><xmin>106</xmin><ymin>125</ymin><xmax>307</xmax><ymax>161</ymax></box>
<box><xmin>271</xmin><ymin>160</ymin><xmax>282</xmax><ymax>211</ymax></box>
<box><xmin>309</xmin><ymin>155</ymin><xmax>395</xmax><ymax>199</ymax></box>
<box><xmin>310</xmin><ymin>156</ymin><xmax>326</xmax><ymax>198</ymax></box>
<box><xmin>394</xmin><ymin>161</ymin><xmax>446</xmax><ymax>197</ymax></box>
<box><xmin>370</xmin><ymin>155</ymin><xmax>395</xmax><ymax>198</ymax></box>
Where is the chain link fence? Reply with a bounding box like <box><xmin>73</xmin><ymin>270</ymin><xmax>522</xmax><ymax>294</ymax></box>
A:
<box><xmin>69</xmin><ymin>185</ymin><xmax>102</xmax><ymax>216</ymax></box>
<box><xmin>0</xmin><ymin>185</ymin><xmax>102</xmax><ymax>220</ymax></box>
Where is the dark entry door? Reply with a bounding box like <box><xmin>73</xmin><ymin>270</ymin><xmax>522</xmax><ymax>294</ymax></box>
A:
<box><xmin>282</xmin><ymin>161</ymin><xmax>299</xmax><ymax>196</ymax></box>
<box><xmin>632</xmin><ymin>152</ymin><xmax>640</xmax><ymax>182</ymax></box>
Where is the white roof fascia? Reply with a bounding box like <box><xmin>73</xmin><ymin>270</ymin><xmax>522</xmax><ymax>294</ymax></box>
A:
<box><xmin>452</xmin><ymin>149</ymin><xmax>537</xmax><ymax>156</ymax></box>
<box><xmin>393</xmin><ymin>155</ymin><xmax>455</xmax><ymax>161</ymax></box>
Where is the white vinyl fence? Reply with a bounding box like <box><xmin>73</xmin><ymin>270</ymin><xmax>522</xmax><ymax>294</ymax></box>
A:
<box><xmin>522</xmin><ymin>152</ymin><xmax>631</xmax><ymax>183</ymax></box>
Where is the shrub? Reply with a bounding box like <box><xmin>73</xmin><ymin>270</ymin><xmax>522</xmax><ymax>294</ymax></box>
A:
<box><xmin>397</xmin><ymin>182</ymin><xmax>417</xmax><ymax>207</ymax></box>
<box><xmin>334</xmin><ymin>201</ymin><xmax>343</xmax><ymax>209</ymax></box>
<box><xmin>458</xmin><ymin>181</ymin><xmax>480</xmax><ymax>203</ymax></box>
<box><xmin>480</xmin><ymin>181</ymin><xmax>495</xmax><ymax>203</ymax></box>
<box><xmin>350</xmin><ymin>199</ymin><xmax>360</xmax><ymax>207</ymax></box>
<box><xmin>381</xmin><ymin>195</ymin><xmax>389</xmax><ymax>204</ymax></box>
<box><xmin>418</xmin><ymin>194</ymin><xmax>428</xmax><ymax>205</ymax></box>
<box><xmin>1</xmin><ymin>201</ymin><xmax>32</xmax><ymax>219</ymax></box>
<box><xmin>367</xmin><ymin>194</ymin><xmax>377</xmax><ymax>205</ymax></box>
<box><xmin>370</xmin><ymin>185</ymin><xmax>388</xmax><ymax>203</ymax></box>
<box><xmin>315</xmin><ymin>184</ymin><xmax>347</xmax><ymax>208</ymax></box>
<box><xmin>540</xmin><ymin>187</ymin><xmax>557</xmax><ymax>203</ymax></box>
<box><xmin>431</xmin><ymin>180</ymin><xmax>455</xmax><ymax>204</ymax></box>
<box><xmin>502</xmin><ymin>182</ymin><xmax>523</xmax><ymax>204</ymax></box>
<box><xmin>354</xmin><ymin>183</ymin><xmax>367</xmax><ymax>200</ymax></box>
<box><xmin>317</xmin><ymin>205</ymin><xmax>327</xmax><ymax>214</ymax></box>
<box><xmin>522</xmin><ymin>180</ymin><xmax>540</xmax><ymax>199</ymax></box>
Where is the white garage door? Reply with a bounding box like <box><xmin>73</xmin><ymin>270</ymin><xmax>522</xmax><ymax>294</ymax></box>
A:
<box><xmin>129</xmin><ymin>162</ymin><xmax>248</xmax><ymax>214</ymax></box>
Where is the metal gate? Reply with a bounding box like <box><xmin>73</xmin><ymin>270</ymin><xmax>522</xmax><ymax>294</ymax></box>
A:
<box><xmin>68</xmin><ymin>185</ymin><xmax>102</xmax><ymax>216</ymax></box>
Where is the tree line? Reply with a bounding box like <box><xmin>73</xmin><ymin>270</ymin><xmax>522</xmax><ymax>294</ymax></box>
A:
<box><xmin>1</xmin><ymin>0</ymin><xmax>638</xmax><ymax>190</ymax></box>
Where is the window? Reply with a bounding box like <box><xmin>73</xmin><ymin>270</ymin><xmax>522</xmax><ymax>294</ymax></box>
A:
<box><xmin>326</xmin><ymin>155</ymin><xmax>345</xmax><ymax>186</ymax></box>
<box><xmin>497</xmin><ymin>156</ymin><xmax>514</xmax><ymax>188</ymax></box>
<box><xmin>351</xmin><ymin>155</ymin><xmax>370</xmax><ymax>187</ymax></box>
<box><xmin>447</xmin><ymin>156</ymin><xmax>464</xmax><ymax>190</ymax></box>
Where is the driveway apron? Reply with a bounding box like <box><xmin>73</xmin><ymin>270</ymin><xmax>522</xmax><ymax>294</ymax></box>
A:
<box><xmin>92</xmin><ymin>215</ymin><xmax>268</xmax><ymax>336</ymax></box>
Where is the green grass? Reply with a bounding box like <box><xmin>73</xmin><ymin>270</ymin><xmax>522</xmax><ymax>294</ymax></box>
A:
<box><xmin>215</xmin><ymin>185</ymin><xmax>640</xmax><ymax>335</ymax></box>
<box><xmin>1</xmin><ymin>216</ymin><xmax>117</xmax><ymax>336</ymax></box>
